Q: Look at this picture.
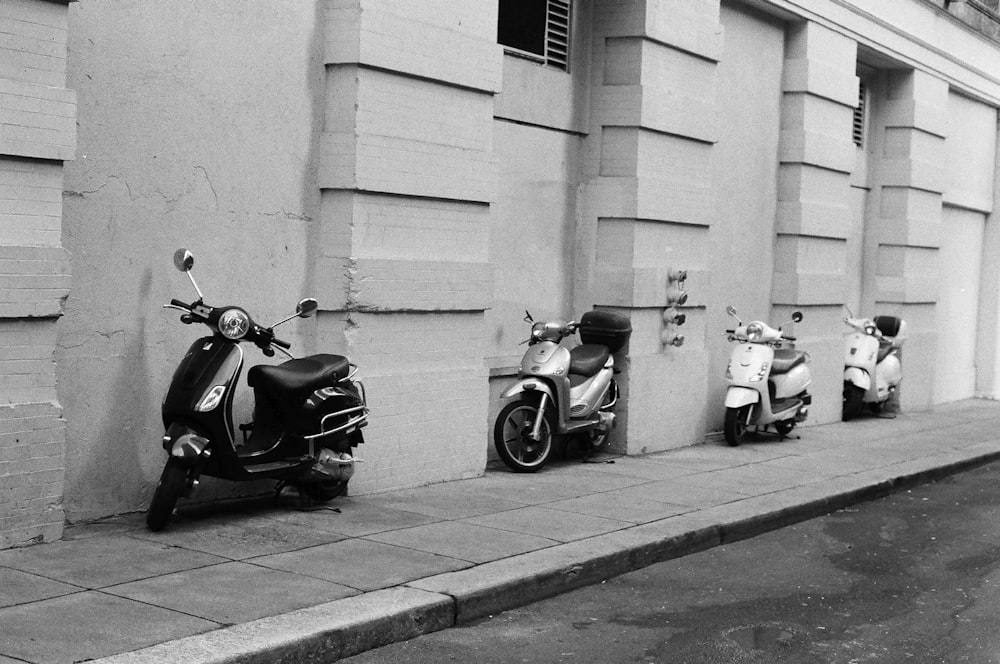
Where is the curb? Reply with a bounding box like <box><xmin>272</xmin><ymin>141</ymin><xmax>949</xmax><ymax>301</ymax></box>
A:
<box><xmin>92</xmin><ymin>445</ymin><xmax>1000</xmax><ymax>663</ymax></box>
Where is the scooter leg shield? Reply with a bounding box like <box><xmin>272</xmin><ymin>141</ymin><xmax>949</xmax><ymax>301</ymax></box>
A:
<box><xmin>844</xmin><ymin>366</ymin><xmax>871</xmax><ymax>391</ymax></box>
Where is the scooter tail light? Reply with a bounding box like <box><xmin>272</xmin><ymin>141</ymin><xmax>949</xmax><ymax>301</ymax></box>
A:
<box><xmin>196</xmin><ymin>384</ymin><xmax>226</xmax><ymax>412</ymax></box>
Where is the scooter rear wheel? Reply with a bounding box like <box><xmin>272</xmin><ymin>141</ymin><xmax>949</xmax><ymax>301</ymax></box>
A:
<box><xmin>724</xmin><ymin>405</ymin><xmax>751</xmax><ymax>446</ymax></box>
<box><xmin>494</xmin><ymin>399</ymin><xmax>554</xmax><ymax>473</ymax></box>
<box><xmin>146</xmin><ymin>458</ymin><xmax>188</xmax><ymax>532</ymax></box>
<box><xmin>301</xmin><ymin>479</ymin><xmax>348</xmax><ymax>503</ymax></box>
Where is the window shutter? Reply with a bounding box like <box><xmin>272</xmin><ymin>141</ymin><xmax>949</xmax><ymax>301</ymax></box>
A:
<box><xmin>546</xmin><ymin>0</ymin><xmax>571</xmax><ymax>71</ymax></box>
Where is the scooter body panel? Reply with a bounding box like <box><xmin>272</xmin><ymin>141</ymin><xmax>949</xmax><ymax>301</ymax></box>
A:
<box><xmin>727</xmin><ymin>343</ymin><xmax>773</xmax><ymax>384</ymax></box>
<box><xmin>503</xmin><ymin>357</ymin><xmax>572</xmax><ymax>433</ymax></box>
<box><xmin>772</xmin><ymin>363</ymin><xmax>811</xmax><ymax>399</ymax></box>
<box><xmin>845</xmin><ymin>331</ymin><xmax>879</xmax><ymax>371</ymax></box>
<box><xmin>874</xmin><ymin>351</ymin><xmax>901</xmax><ymax>402</ymax></box>
<box><xmin>568</xmin><ymin>358</ymin><xmax>614</xmax><ymax>419</ymax></box>
<box><xmin>162</xmin><ymin>336</ymin><xmax>243</xmax><ymax>450</ymax></box>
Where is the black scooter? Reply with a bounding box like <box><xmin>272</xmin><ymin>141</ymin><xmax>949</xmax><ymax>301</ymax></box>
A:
<box><xmin>146</xmin><ymin>248</ymin><xmax>368</xmax><ymax>531</ymax></box>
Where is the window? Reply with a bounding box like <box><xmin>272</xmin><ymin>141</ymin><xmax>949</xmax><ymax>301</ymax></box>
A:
<box><xmin>498</xmin><ymin>0</ymin><xmax>571</xmax><ymax>72</ymax></box>
<box><xmin>852</xmin><ymin>81</ymin><xmax>867</xmax><ymax>148</ymax></box>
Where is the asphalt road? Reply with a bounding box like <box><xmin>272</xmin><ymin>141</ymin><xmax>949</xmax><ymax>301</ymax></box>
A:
<box><xmin>342</xmin><ymin>461</ymin><xmax>1000</xmax><ymax>664</ymax></box>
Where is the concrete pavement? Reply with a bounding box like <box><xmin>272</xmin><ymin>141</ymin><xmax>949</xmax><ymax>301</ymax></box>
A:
<box><xmin>3</xmin><ymin>399</ymin><xmax>1000</xmax><ymax>664</ymax></box>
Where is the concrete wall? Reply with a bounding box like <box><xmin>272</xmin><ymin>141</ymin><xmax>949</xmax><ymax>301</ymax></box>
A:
<box><xmin>316</xmin><ymin>1</ymin><xmax>500</xmax><ymax>492</ymax></box>
<box><xmin>0</xmin><ymin>0</ymin><xmax>75</xmax><ymax>548</ymax></box>
<box><xmin>704</xmin><ymin>2</ymin><xmax>786</xmax><ymax>427</ymax></box>
<box><xmin>59</xmin><ymin>1</ymin><xmax>322</xmax><ymax>521</ymax></box>
<box><xmin>935</xmin><ymin>91</ymin><xmax>995</xmax><ymax>403</ymax></box>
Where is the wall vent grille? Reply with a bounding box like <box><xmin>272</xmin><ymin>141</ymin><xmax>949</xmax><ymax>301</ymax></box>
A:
<box><xmin>853</xmin><ymin>82</ymin><xmax>866</xmax><ymax>148</ymax></box>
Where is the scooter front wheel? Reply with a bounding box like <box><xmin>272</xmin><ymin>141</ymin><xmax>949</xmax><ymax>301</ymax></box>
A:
<box><xmin>724</xmin><ymin>405</ymin><xmax>752</xmax><ymax>446</ymax></box>
<box><xmin>494</xmin><ymin>399</ymin><xmax>554</xmax><ymax>473</ymax></box>
<box><xmin>146</xmin><ymin>458</ymin><xmax>188</xmax><ymax>531</ymax></box>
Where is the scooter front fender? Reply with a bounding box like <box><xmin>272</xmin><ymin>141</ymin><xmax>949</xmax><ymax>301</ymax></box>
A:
<box><xmin>500</xmin><ymin>378</ymin><xmax>556</xmax><ymax>403</ymax></box>
<box><xmin>725</xmin><ymin>386</ymin><xmax>760</xmax><ymax>409</ymax></box>
<box><xmin>162</xmin><ymin>422</ymin><xmax>210</xmax><ymax>466</ymax></box>
<box><xmin>844</xmin><ymin>366</ymin><xmax>871</xmax><ymax>391</ymax></box>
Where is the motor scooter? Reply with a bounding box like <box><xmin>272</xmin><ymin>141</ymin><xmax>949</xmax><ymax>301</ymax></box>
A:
<box><xmin>146</xmin><ymin>248</ymin><xmax>368</xmax><ymax>531</ymax></box>
<box><xmin>493</xmin><ymin>309</ymin><xmax>632</xmax><ymax>472</ymax></box>
<box><xmin>723</xmin><ymin>307</ymin><xmax>811</xmax><ymax>446</ymax></box>
<box><xmin>842</xmin><ymin>309</ymin><xmax>906</xmax><ymax>420</ymax></box>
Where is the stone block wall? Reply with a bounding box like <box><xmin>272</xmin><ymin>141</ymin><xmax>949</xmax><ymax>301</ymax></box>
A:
<box><xmin>773</xmin><ymin>21</ymin><xmax>859</xmax><ymax>424</ymax></box>
<box><xmin>318</xmin><ymin>1</ymin><xmax>501</xmax><ymax>491</ymax></box>
<box><xmin>0</xmin><ymin>0</ymin><xmax>74</xmax><ymax>548</ymax></box>
<box><xmin>578</xmin><ymin>0</ymin><xmax>723</xmax><ymax>453</ymax></box>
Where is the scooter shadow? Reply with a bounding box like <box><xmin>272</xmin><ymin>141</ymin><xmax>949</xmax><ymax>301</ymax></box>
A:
<box><xmin>154</xmin><ymin>489</ymin><xmax>338</xmax><ymax>531</ymax></box>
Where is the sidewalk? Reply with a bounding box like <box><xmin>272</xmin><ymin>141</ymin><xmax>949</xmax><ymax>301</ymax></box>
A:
<box><xmin>3</xmin><ymin>400</ymin><xmax>1000</xmax><ymax>664</ymax></box>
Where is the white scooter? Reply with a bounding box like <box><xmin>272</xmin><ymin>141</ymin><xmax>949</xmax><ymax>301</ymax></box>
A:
<box><xmin>723</xmin><ymin>307</ymin><xmax>811</xmax><ymax>446</ymax></box>
<box><xmin>842</xmin><ymin>309</ymin><xmax>906</xmax><ymax>420</ymax></box>
<box><xmin>493</xmin><ymin>310</ymin><xmax>632</xmax><ymax>472</ymax></box>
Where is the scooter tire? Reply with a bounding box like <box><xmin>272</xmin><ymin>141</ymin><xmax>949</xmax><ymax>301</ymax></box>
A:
<box><xmin>146</xmin><ymin>459</ymin><xmax>188</xmax><ymax>532</ymax></box>
<box><xmin>724</xmin><ymin>405</ymin><xmax>751</xmax><ymax>447</ymax></box>
<box><xmin>843</xmin><ymin>383</ymin><xmax>865</xmax><ymax>421</ymax></box>
<box><xmin>494</xmin><ymin>399</ymin><xmax>554</xmax><ymax>473</ymax></box>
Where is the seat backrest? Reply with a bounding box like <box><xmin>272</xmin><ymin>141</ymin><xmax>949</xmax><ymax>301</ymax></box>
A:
<box><xmin>874</xmin><ymin>315</ymin><xmax>901</xmax><ymax>338</ymax></box>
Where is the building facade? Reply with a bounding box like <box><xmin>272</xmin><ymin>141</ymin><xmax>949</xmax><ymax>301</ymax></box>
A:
<box><xmin>2</xmin><ymin>0</ymin><xmax>1000</xmax><ymax>547</ymax></box>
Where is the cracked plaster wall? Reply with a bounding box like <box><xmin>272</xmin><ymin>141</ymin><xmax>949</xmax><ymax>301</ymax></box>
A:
<box><xmin>58</xmin><ymin>1</ymin><xmax>325</xmax><ymax>521</ymax></box>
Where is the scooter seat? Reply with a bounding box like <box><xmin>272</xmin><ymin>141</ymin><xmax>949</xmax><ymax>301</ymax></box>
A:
<box><xmin>248</xmin><ymin>354</ymin><xmax>350</xmax><ymax>396</ymax></box>
<box><xmin>770</xmin><ymin>349</ymin><xmax>806</xmax><ymax>375</ymax></box>
<box><xmin>569</xmin><ymin>344</ymin><xmax>610</xmax><ymax>377</ymax></box>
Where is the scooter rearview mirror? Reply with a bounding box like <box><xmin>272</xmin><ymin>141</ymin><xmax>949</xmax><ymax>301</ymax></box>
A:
<box><xmin>524</xmin><ymin>310</ymin><xmax>534</xmax><ymax>323</ymax></box>
<box><xmin>792</xmin><ymin>311</ymin><xmax>803</xmax><ymax>323</ymax></box>
<box><xmin>726</xmin><ymin>305</ymin><xmax>737</xmax><ymax>318</ymax></box>
<box><xmin>173</xmin><ymin>248</ymin><xmax>194</xmax><ymax>272</ymax></box>
<box><xmin>296</xmin><ymin>298</ymin><xmax>318</xmax><ymax>319</ymax></box>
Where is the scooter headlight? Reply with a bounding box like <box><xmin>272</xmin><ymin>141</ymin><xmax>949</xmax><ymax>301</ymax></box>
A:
<box><xmin>218</xmin><ymin>309</ymin><xmax>250</xmax><ymax>340</ymax></box>
<box><xmin>746</xmin><ymin>322</ymin><xmax>765</xmax><ymax>342</ymax></box>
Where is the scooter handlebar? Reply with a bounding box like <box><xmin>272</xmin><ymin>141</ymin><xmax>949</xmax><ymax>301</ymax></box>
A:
<box><xmin>272</xmin><ymin>337</ymin><xmax>291</xmax><ymax>349</ymax></box>
<box><xmin>170</xmin><ymin>299</ymin><xmax>191</xmax><ymax>310</ymax></box>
